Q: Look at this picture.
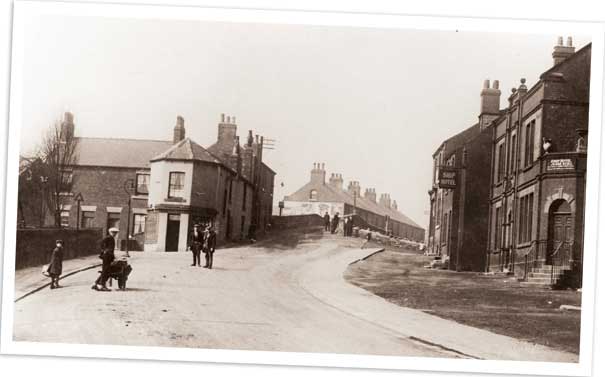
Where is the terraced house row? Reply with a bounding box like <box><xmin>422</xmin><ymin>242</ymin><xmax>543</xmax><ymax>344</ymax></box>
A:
<box><xmin>427</xmin><ymin>37</ymin><xmax>590</xmax><ymax>288</ymax></box>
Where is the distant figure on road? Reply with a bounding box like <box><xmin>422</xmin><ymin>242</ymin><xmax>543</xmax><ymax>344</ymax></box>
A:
<box><xmin>323</xmin><ymin>212</ymin><xmax>330</xmax><ymax>231</ymax></box>
<box><xmin>92</xmin><ymin>228</ymin><xmax>117</xmax><ymax>291</ymax></box>
<box><xmin>203</xmin><ymin>224</ymin><xmax>217</xmax><ymax>269</ymax></box>
<box><xmin>331</xmin><ymin>212</ymin><xmax>340</xmax><ymax>234</ymax></box>
<box><xmin>188</xmin><ymin>223</ymin><xmax>204</xmax><ymax>267</ymax></box>
<box><xmin>361</xmin><ymin>229</ymin><xmax>372</xmax><ymax>249</ymax></box>
<box><xmin>48</xmin><ymin>239</ymin><xmax>64</xmax><ymax>289</ymax></box>
<box><xmin>343</xmin><ymin>217</ymin><xmax>350</xmax><ymax>237</ymax></box>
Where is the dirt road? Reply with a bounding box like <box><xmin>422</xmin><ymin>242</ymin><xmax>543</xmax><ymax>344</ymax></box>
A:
<box><xmin>13</xmin><ymin>234</ymin><xmax>578</xmax><ymax>362</ymax></box>
<box><xmin>13</xmin><ymin>239</ymin><xmax>446</xmax><ymax>357</ymax></box>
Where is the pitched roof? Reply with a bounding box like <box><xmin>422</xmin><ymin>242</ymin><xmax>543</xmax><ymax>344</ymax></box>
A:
<box><xmin>73</xmin><ymin>137</ymin><xmax>173</xmax><ymax>169</ymax></box>
<box><xmin>150</xmin><ymin>138</ymin><xmax>223</xmax><ymax>164</ymax></box>
<box><xmin>433</xmin><ymin>123</ymin><xmax>481</xmax><ymax>158</ymax></box>
<box><xmin>286</xmin><ymin>181</ymin><xmax>422</xmax><ymax>229</ymax></box>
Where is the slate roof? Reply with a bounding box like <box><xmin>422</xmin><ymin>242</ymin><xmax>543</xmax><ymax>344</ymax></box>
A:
<box><xmin>73</xmin><ymin>137</ymin><xmax>173</xmax><ymax>169</ymax></box>
<box><xmin>285</xmin><ymin>181</ymin><xmax>422</xmax><ymax>229</ymax></box>
<box><xmin>150</xmin><ymin>138</ymin><xmax>223</xmax><ymax>164</ymax></box>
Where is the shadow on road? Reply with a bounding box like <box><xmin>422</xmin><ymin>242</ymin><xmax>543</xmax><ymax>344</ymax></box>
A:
<box><xmin>230</xmin><ymin>226</ymin><xmax>327</xmax><ymax>252</ymax></box>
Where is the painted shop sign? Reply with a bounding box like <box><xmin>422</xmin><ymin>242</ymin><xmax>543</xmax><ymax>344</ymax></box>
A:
<box><xmin>438</xmin><ymin>167</ymin><xmax>457</xmax><ymax>189</ymax></box>
<box><xmin>547</xmin><ymin>158</ymin><xmax>574</xmax><ymax>171</ymax></box>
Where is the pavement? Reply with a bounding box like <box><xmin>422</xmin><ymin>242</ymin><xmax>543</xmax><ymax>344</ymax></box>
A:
<box><xmin>12</xmin><ymin>235</ymin><xmax>578</xmax><ymax>362</ymax></box>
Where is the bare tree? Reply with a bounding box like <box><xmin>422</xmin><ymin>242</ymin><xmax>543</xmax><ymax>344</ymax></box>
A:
<box><xmin>36</xmin><ymin>116</ymin><xmax>79</xmax><ymax>227</ymax></box>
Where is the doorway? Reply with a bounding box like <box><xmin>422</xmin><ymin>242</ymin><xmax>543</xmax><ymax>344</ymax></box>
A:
<box><xmin>165</xmin><ymin>214</ymin><xmax>180</xmax><ymax>252</ymax></box>
<box><xmin>106</xmin><ymin>212</ymin><xmax>121</xmax><ymax>249</ymax></box>
<box><xmin>547</xmin><ymin>200</ymin><xmax>572</xmax><ymax>265</ymax></box>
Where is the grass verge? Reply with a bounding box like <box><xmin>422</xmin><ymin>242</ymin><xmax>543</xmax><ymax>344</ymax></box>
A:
<box><xmin>344</xmin><ymin>251</ymin><xmax>581</xmax><ymax>354</ymax></box>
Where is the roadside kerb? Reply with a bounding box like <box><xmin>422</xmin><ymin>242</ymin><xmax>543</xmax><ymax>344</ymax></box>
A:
<box><xmin>15</xmin><ymin>262</ymin><xmax>102</xmax><ymax>303</ymax></box>
<box><xmin>298</xmin><ymin>247</ymin><xmax>578</xmax><ymax>362</ymax></box>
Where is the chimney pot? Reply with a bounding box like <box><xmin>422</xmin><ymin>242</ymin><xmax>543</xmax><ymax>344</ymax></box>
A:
<box><xmin>493</xmin><ymin>80</ymin><xmax>499</xmax><ymax>90</ymax></box>
<box><xmin>232</xmin><ymin>116</ymin><xmax>236</xmax><ymax>123</ymax></box>
<box><xmin>558</xmin><ymin>36</ymin><xmax>564</xmax><ymax>46</ymax></box>
<box><xmin>483</xmin><ymin>79</ymin><xmax>490</xmax><ymax>89</ymax></box>
<box><xmin>567</xmin><ymin>36</ymin><xmax>573</xmax><ymax>47</ymax></box>
<box><xmin>221</xmin><ymin>113</ymin><xmax>225</xmax><ymax>122</ymax></box>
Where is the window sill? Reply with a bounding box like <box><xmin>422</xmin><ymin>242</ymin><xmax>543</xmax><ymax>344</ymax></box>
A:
<box><xmin>165</xmin><ymin>197</ymin><xmax>186</xmax><ymax>203</ymax></box>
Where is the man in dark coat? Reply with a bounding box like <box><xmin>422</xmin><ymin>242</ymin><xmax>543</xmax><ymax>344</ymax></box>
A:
<box><xmin>92</xmin><ymin>228</ymin><xmax>117</xmax><ymax>291</ymax></box>
<box><xmin>188</xmin><ymin>223</ymin><xmax>204</xmax><ymax>267</ymax></box>
<box><xmin>48</xmin><ymin>239</ymin><xmax>64</xmax><ymax>289</ymax></box>
<box><xmin>323</xmin><ymin>212</ymin><xmax>330</xmax><ymax>232</ymax></box>
<box><xmin>331</xmin><ymin>212</ymin><xmax>340</xmax><ymax>234</ymax></box>
<box><xmin>203</xmin><ymin>224</ymin><xmax>217</xmax><ymax>269</ymax></box>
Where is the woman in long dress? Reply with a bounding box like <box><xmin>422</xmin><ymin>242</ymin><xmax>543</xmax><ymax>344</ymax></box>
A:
<box><xmin>48</xmin><ymin>240</ymin><xmax>64</xmax><ymax>289</ymax></box>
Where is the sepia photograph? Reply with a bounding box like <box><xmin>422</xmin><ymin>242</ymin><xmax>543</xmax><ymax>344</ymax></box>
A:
<box><xmin>1</xmin><ymin>1</ymin><xmax>603</xmax><ymax>376</ymax></box>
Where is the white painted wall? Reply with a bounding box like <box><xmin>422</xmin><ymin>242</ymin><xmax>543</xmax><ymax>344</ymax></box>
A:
<box><xmin>148</xmin><ymin>160</ymin><xmax>194</xmax><ymax>207</ymax></box>
<box><xmin>282</xmin><ymin>200</ymin><xmax>344</xmax><ymax>217</ymax></box>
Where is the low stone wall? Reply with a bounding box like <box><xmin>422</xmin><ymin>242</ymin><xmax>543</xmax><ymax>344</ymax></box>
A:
<box><xmin>15</xmin><ymin>228</ymin><xmax>104</xmax><ymax>269</ymax></box>
<box><xmin>271</xmin><ymin>214</ymin><xmax>325</xmax><ymax>230</ymax></box>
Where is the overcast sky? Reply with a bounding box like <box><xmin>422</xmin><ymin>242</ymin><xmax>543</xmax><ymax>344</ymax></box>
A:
<box><xmin>17</xmin><ymin>13</ymin><xmax>591</xmax><ymax>228</ymax></box>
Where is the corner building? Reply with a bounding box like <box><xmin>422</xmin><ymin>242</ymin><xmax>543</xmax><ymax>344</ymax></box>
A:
<box><xmin>53</xmin><ymin>113</ymin><xmax>275</xmax><ymax>252</ymax></box>
<box><xmin>486</xmin><ymin>38</ymin><xmax>590</xmax><ymax>287</ymax></box>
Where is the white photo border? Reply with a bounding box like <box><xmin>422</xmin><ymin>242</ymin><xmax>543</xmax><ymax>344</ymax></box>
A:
<box><xmin>1</xmin><ymin>1</ymin><xmax>604</xmax><ymax>376</ymax></box>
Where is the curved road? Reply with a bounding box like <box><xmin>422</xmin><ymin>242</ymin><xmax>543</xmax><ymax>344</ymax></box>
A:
<box><xmin>13</xmin><ymin>235</ymin><xmax>577</xmax><ymax>362</ymax></box>
<box><xmin>13</xmin><ymin>240</ymin><xmax>447</xmax><ymax>357</ymax></box>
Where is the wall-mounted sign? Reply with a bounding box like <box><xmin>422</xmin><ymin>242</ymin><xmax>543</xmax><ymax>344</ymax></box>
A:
<box><xmin>547</xmin><ymin>158</ymin><xmax>574</xmax><ymax>171</ymax></box>
<box><xmin>438</xmin><ymin>167</ymin><xmax>457</xmax><ymax>189</ymax></box>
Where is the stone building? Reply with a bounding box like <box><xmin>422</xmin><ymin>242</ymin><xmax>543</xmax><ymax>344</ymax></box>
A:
<box><xmin>28</xmin><ymin>112</ymin><xmax>275</xmax><ymax>251</ymax></box>
<box><xmin>486</xmin><ymin>38</ymin><xmax>590</xmax><ymax>287</ymax></box>
<box><xmin>281</xmin><ymin>163</ymin><xmax>425</xmax><ymax>242</ymax></box>
<box><xmin>427</xmin><ymin>80</ymin><xmax>496</xmax><ymax>271</ymax></box>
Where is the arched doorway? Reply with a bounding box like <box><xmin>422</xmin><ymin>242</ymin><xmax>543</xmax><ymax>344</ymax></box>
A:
<box><xmin>547</xmin><ymin>199</ymin><xmax>573</xmax><ymax>265</ymax></box>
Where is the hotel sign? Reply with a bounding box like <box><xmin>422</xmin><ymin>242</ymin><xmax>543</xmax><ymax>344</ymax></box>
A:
<box><xmin>547</xmin><ymin>158</ymin><xmax>574</xmax><ymax>171</ymax></box>
<box><xmin>438</xmin><ymin>167</ymin><xmax>457</xmax><ymax>189</ymax></box>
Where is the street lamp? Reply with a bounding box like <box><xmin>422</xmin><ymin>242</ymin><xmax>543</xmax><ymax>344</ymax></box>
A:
<box><xmin>124</xmin><ymin>178</ymin><xmax>135</xmax><ymax>257</ymax></box>
<box><xmin>39</xmin><ymin>175</ymin><xmax>48</xmax><ymax>227</ymax></box>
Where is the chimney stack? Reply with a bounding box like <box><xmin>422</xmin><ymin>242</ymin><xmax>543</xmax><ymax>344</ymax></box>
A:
<box><xmin>310</xmin><ymin>162</ymin><xmax>326</xmax><ymax>185</ymax></box>
<box><xmin>60</xmin><ymin>111</ymin><xmax>75</xmax><ymax>141</ymax></box>
<box><xmin>552</xmin><ymin>36</ymin><xmax>575</xmax><ymax>66</ymax></box>
<box><xmin>479</xmin><ymin>79</ymin><xmax>501</xmax><ymax>130</ymax></box>
<box><xmin>347</xmin><ymin>181</ymin><xmax>361</xmax><ymax>197</ymax></box>
<box><xmin>328</xmin><ymin>173</ymin><xmax>344</xmax><ymax>191</ymax></box>
<box><xmin>364</xmin><ymin>188</ymin><xmax>377</xmax><ymax>203</ymax></box>
<box><xmin>216</xmin><ymin>113</ymin><xmax>238</xmax><ymax>156</ymax></box>
<box><xmin>379</xmin><ymin>193</ymin><xmax>392</xmax><ymax>209</ymax></box>
<box><xmin>173</xmin><ymin>115</ymin><xmax>186</xmax><ymax>144</ymax></box>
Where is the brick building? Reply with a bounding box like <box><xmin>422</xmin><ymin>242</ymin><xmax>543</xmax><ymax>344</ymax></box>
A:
<box><xmin>27</xmin><ymin>112</ymin><xmax>275</xmax><ymax>251</ymax></box>
<box><xmin>486</xmin><ymin>38</ymin><xmax>590</xmax><ymax>287</ymax></box>
<box><xmin>281</xmin><ymin>163</ymin><xmax>425</xmax><ymax>242</ymax></box>
<box><xmin>427</xmin><ymin>80</ymin><xmax>496</xmax><ymax>271</ymax></box>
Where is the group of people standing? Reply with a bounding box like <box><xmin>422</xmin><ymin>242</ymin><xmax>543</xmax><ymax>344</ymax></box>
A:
<box><xmin>188</xmin><ymin>223</ymin><xmax>217</xmax><ymax>269</ymax></box>
<box><xmin>322</xmin><ymin>212</ymin><xmax>355</xmax><ymax>236</ymax></box>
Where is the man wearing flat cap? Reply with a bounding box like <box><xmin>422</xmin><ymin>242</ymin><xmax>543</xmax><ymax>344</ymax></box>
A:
<box><xmin>92</xmin><ymin>228</ymin><xmax>117</xmax><ymax>291</ymax></box>
<box><xmin>188</xmin><ymin>223</ymin><xmax>204</xmax><ymax>267</ymax></box>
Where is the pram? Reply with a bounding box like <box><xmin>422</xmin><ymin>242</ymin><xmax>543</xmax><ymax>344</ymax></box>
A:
<box><xmin>99</xmin><ymin>259</ymin><xmax>133</xmax><ymax>290</ymax></box>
